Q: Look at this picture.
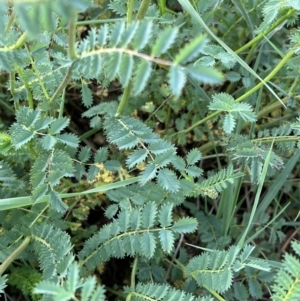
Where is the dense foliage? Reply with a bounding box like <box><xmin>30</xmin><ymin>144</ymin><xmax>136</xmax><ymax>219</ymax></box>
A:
<box><xmin>0</xmin><ymin>0</ymin><xmax>300</xmax><ymax>300</ymax></box>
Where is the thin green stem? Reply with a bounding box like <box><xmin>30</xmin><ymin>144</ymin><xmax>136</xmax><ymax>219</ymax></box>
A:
<box><xmin>289</xmin><ymin>78</ymin><xmax>299</xmax><ymax>94</ymax></box>
<box><xmin>9</xmin><ymin>71</ymin><xmax>18</xmax><ymax>111</ymax></box>
<box><xmin>135</xmin><ymin>0</ymin><xmax>151</xmax><ymax>21</ymax></box>
<box><xmin>79</xmin><ymin>127</ymin><xmax>100</xmax><ymax>141</ymax></box>
<box><xmin>59</xmin><ymin>89</ymin><xmax>66</xmax><ymax>118</ymax></box>
<box><xmin>49</xmin><ymin>66</ymin><xmax>73</xmax><ymax>116</ymax></box>
<box><xmin>116</xmin><ymin>82</ymin><xmax>132</xmax><ymax>117</ymax></box>
<box><xmin>68</xmin><ymin>14</ymin><xmax>78</xmax><ymax>60</ymax></box>
<box><xmin>4</xmin><ymin>11</ymin><xmax>16</xmax><ymax>34</ymax></box>
<box><xmin>235</xmin><ymin>42</ymin><xmax>299</xmax><ymax>103</ymax></box>
<box><xmin>236</xmin><ymin>9</ymin><xmax>296</xmax><ymax>54</ymax></box>
<box><xmin>0</xmin><ymin>237</ymin><xmax>31</xmax><ymax>276</ymax></box>
<box><xmin>15</xmin><ymin>66</ymin><xmax>34</xmax><ymax>109</ymax></box>
<box><xmin>77</xmin><ymin>18</ymin><xmax>126</xmax><ymax>25</ymax></box>
<box><xmin>127</xmin><ymin>0</ymin><xmax>135</xmax><ymax>24</ymax></box>
<box><xmin>131</xmin><ymin>256</ymin><xmax>138</xmax><ymax>288</ymax></box>
<box><xmin>0</xmin><ymin>32</ymin><xmax>28</xmax><ymax>52</ymax></box>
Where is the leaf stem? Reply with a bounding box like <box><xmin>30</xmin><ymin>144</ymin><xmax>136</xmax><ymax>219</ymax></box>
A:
<box><xmin>131</xmin><ymin>256</ymin><xmax>138</xmax><ymax>288</ymax></box>
<box><xmin>236</xmin><ymin>9</ymin><xmax>296</xmax><ymax>54</ymax></box>
<box><xmin>0</xmin><ymin>237</ymin><xmax>31</xmax><ymax>276</ymax></box>
<box><xmin>127</xmin><ymin>0</ymin><xmax>134</xmax><ymax>24</ymax></box>
<box><xmin>49</xmin><ymin>66</ymin><xmax>73</xmax><ymax>116</ymax></box>
<box><xmin>68</xmin><ymin>13</ymin><xmax>78</xmax><ymax>60</ymax></box>
<box><xmin>4</xmin><ymin>11</ymin><xmax>16</xmax><ymax>34</ymax></box>
<box><xmin>116</xmin><ymin>82</ymin><xmax>132</xmax><ymax>117</ymax></box>
<box><xmin>0</xmin><ymin>32</ymin><xmax>28</xmax><ymax>51</ymax></box>
<box><xmin>136</xmin><ymin>0</ymin><xmax>151</xmax><ymax>21</ymax></box>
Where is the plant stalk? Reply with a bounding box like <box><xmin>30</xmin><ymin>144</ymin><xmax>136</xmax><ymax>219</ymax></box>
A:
<box><xmin>0</xmin><ymin>237</ymin><xmax>31</xmax><ymax>276</ymax></box>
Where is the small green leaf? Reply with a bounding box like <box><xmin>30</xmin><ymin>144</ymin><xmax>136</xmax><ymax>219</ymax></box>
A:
<box><xmin>118</xmin><ymin>54</ymin><xmax>134</xmax><ymax>87</ymax></box>
<box><xmin>140</xmin><ymin>164</ymin><xmax>157</xmax><ymax>185</ymax></box>
<box><xmin>119</xmin><ymin>22</ymin><xmax>139</xmax><ymax>47</ymax></box>
<box><xmin>132</xmin><ymin>20</ymin><xmax>153</xmax><ymax>50</ymax></box>
<box><xmin>132</xmin><ymin>60</ymin><xmax>152</xmax><ymax>95</ymax></box>
<box><xmin>223</xmin><ymin>114</ymin><xmax>236</xmax><ymax>134</ymax></box>
<box><xmin>56</xmin><ymin>133</ymin><xmax>79</xmax><ymax>148</ymax></box>
<box><xmin>157</xmin><ymin>168</ymin><xmax>180</xmax><ymax>192</ymax></box>
<box><xmin>78</xmin><ymin>146</ymin><xmax>92</xmax><ymax>163</ymax></box>
<box><xmin>151</xmin><ymin>27</ymin><xmax>178</xmax><ymax>57</ymax></box>
<box><xmin>0</xmin><ymin>275</ymin><xmax>7</xmax><ymax>293</ymax></box>
<box><xmin>49</xmin><ymin>190</ymin><xmax>68</xmax><ymax>213</ymax></box>
<box><xmin>186</xmin><ymin>148</ymin><xmax>202</xmax><ymax>165</ymax></box>
<box><xmin>42</xmin><ymin>135</ymin><xmax>57</xmax><ymax>150</ymax></box>
<box><xmin>141</xmin><ymin>232</ymin><xmax>156</xmax><ymax>257</ymax></box>
<box><xmin>169</xmin><ymin>65</ymin><xmax>187</xmax><ymax>97</ymax></box>
<box><xmin>94</xmin><ymin>147</ymin><xmax>108</xmax><ymax>163</ymax></box>
<box><xmin>172</xmin><ymin>217</ymin><xmax>198</xmax><ymax>233</ymax></box>
<box><xmin>175</xmin><ymin>35</ymin><xmax>207</xmax><ymax>65</ymax></box>
<box><xmin>81</xmin><ymin>82</ymin><xmax>93</xmax><ymax>108</ymax></box>
<box><xmin>154</xmin><ymin>149</ymin><xmax>175</xmax><ymax>168</ymax></box>
<box><xmin>159</xmin><ymin>203</ymin><xmax>173</xmax><ymax>227</ymax></box>
<box><xmin>186</xmin><ymin>65</ymin><xmax>224</xmax><ymax>85</ymax></box>
<box><xmin>109</xmin><ymin>22</ymin><xmax>125</xmax><ymax>47</ymax></box>
<box><xmin>32</xmin><ymin>184</ymin><xmax>48</xmax><ymax>203</ymax></box>
<box><xmin>172</xmin><ymin>156</ymin><xmax>186</xmax><ymax>171</ymax></box>
<box><xmin>226</xmin><ymin>71</ymin><xmax>241</xmax><ymax>82</ymax></box>
<box><xmin>105</xmin><ymin>52</ymin><xmax>122</xmax><ymax>81</ymax></box>
<box><xmin>185</xmin><ymin>166</ymin><xmax>203</xmax><ymax>178</ymax></box>
<box><xmin>159</xmin><ymin>229</ymin><xmax>174</xmax><ymax>253</ymax></box>
<box><xmin>33</xmin><ymin>281</ymin><xmax>70</xmax><ymax>297</ymax></box>
<box><xmin>87</xmin><ymin>165</ymin><xmax>99</xmax><ymax>181</ymax></box>
<box><xmin>10</xmin><ymin>125</ymin><xmax>35</xmax><ymax>149</ymax></box>
<box><xmin>126</xmin><ymin>149</ymin><xmax>148</xmax><ymax>169</ymax></box>
<box><xmin>81</xmin><ymin>277</ymin><xmax>97</xmax><ymax>301</ymax></box>
<box><xmin>48</xmin><ymin>117</ymin><xmax>69</xmax><ymax>135</ymax></box>
<box><xmin>142</xmin><ymin>202</ymin><xmax>157</xmax><ymax>228</ymax></box>
<box><xmin>66</xmin><ymin>262</ymin><xmax>79</xmax><ymax>293</ymax></box>
<box><xmin>104</xmin><ymin>160</ymin><xmax>120</xmax><ymax>171</ymax></box>
<box><xmin>97</xmin><ymin>24</ymin><xmax>108</xmax><ymax>46</ymax></box>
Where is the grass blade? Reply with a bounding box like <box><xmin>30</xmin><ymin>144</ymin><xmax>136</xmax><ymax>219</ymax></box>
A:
<box><xmin>0</xmin><ymin>177</ymin><xmax>140</xmax><ymax>211</ymax></box>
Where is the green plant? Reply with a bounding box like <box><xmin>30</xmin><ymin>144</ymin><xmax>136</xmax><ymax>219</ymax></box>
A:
<box><xmin>0</xmin><ymin>0</ymin><xmax>300</xmax><ymax>300</ymax></box>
